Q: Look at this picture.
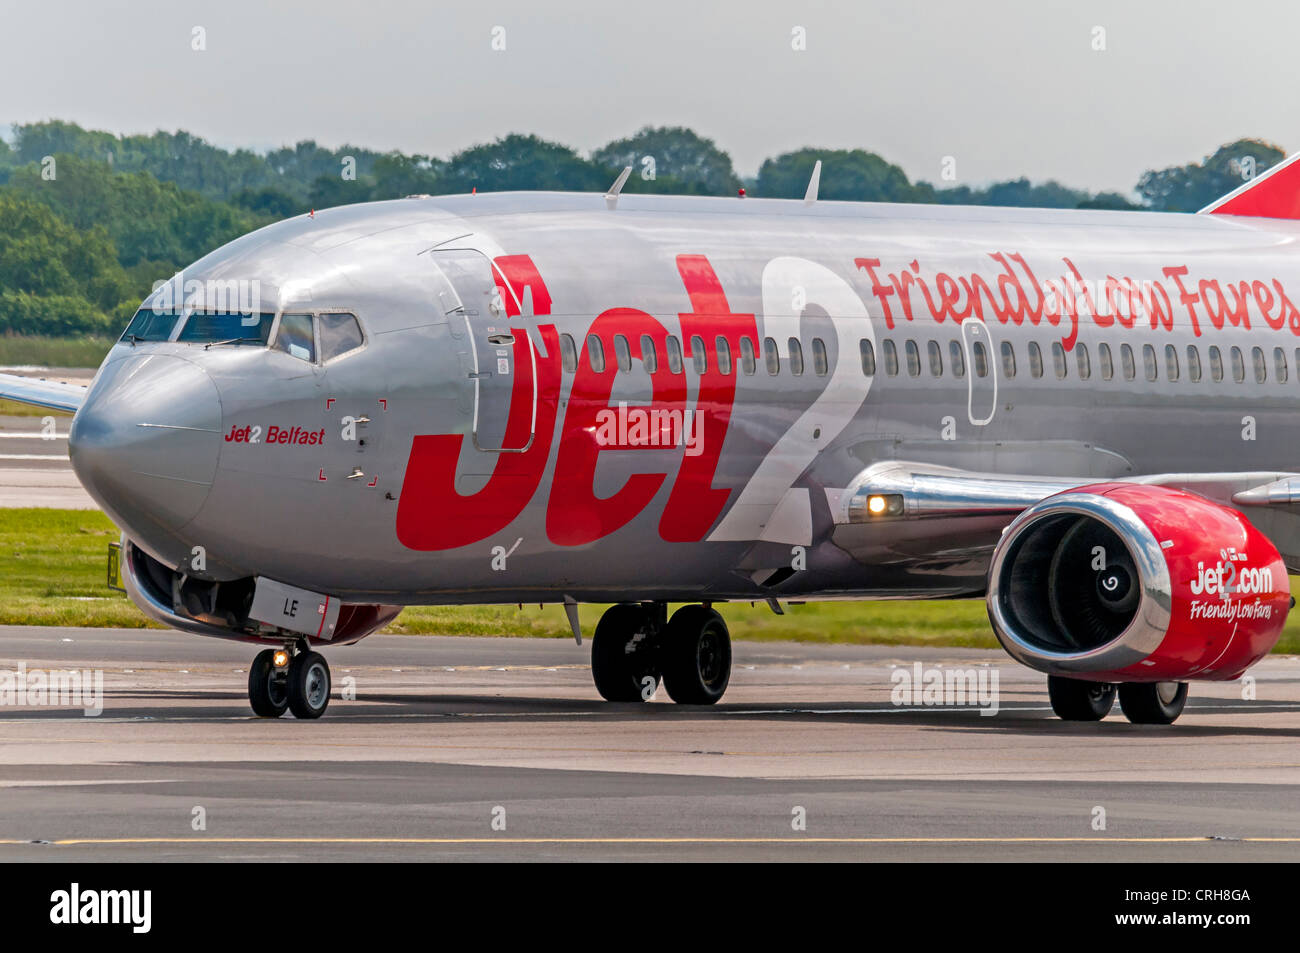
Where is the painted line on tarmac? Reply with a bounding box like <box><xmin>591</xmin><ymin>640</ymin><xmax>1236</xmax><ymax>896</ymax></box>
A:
<box><xmin>5</xmin><ymin>836</ymin><xmax>1298</xmax><ymax>847</ymax></box>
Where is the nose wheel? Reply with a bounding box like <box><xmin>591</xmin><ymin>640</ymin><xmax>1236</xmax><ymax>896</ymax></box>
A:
<box><xmin>248</xmin><ymin>645</ymin><xmax>332</xmax><ymax>719</ymax></box>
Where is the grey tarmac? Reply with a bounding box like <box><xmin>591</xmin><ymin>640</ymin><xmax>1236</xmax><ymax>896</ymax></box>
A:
<box><xmin>1</xmin><ymin>626</ymin><xmax>1299</xmax><ymax>861</ymax></box>
<box><xmin>0</xmin><ymin>410</ymin><xmax>92</xmax><ymax>508</ymax></box>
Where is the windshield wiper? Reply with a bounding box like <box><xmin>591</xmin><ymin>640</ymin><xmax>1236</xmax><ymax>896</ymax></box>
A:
<box><xmin>203</xmin><ymin>337</ymin><xmax>264</xmax><ymax>350</ymax></box>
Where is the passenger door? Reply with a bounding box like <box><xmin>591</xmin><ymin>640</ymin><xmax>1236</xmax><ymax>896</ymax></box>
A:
<box><xmin>429</xmin><ymin>248</ymin><xmax>536</xmax><ymax>452</ymax></box>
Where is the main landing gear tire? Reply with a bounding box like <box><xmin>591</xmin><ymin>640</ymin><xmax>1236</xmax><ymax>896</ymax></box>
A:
<box><xmin>1047</xmin><ymin>676</ymin><xmax>1115</xmax><ymax>721</ymax></box>
<box><xmin>1118</xmin><ymin>681</ymin><xmax>1187</xmax><ymax>725</ymax></box>
<box><xmin>661</xmin><ymin>605</ymin><xmax>731</xmax><ymax>705</ymax></box>
<box><xmin>248</xmin><ymin>648</ymin><xmax>289</xmax><ymax>718</ymax></box>
<box><xmin>591</xmin><ymin>604</ymin><xmax>661</xmax><ymax>702</ymax></box>
<box><xmin>287</xmin><ymin>650</ymin><xmax>332</xmax><ymax>720</ymax></box>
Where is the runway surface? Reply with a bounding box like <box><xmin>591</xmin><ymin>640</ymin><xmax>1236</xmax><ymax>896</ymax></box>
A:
<box><xmin>1</xmin><ymin>625</ymin><xmax>1299</xmax><ymax>861</ymax></box>
<box><xmin>0</xmin><ymin>368</ymin><xmax>93</xmax><ymax>508</ymax></box>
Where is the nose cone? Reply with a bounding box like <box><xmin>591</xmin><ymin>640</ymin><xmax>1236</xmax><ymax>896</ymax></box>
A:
<box><xmin>70</xmin><ymin>354</ymin><xmax>222</xmax><ymax>535</ymax></box>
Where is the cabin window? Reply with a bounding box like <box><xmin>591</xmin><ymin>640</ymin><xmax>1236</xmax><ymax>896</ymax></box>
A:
<box><xmin>666</xmin><ymin>335</ymin><xmax>684</xmax><ymax>374</ymax></box>
<box><xmin>1142</xmin><ymin>344</ymin><xmax>1157</xmax><ymax>382</ymax></box>
<box><xmin>905</xmin><ymin>339</ymin><xmax>921</xmax><ymax>377</ymax></box>
<box><xmin>273</xmin><ymin>313</ymin><xmax>316</xmax><ymax>362</ymax></box>
<box><xmin>586</xmin><ymin>334</ymin><xmax>605</xmax><ymax>373</ymax></box>
<box><xmin>973</xmin><ymin>340</ymin><xmax>989</xmax><ymax>377</ymax></box>
<box><xmin>614</xmin><ymin>334</ymin><xmax>632</xmax><ymax>373</ymax></box>
<box><xmin>318</xmin><ymin>312</ymin><xmax>364</xmax><ymax>362</ymax></box>
<box><xmin>1209</xmin><ymin>345</ymin><xmax>1224</xmax><ymax>382</ymax></box>
<box><xmin>739</xmin><ymin>337</ymin><xmax>757</xmax><ymax>375</ymax></box>
<box><xmin>640</xmin><ymin>335</ymin><xmax>658</xmax><ymax>373</ymax></box>
<box><xmin>860</xmin><ymin>339</ymin><xmax>876</xmax><ymax>376</ymax></box>
<box><xmin>949</xmin><ymin>340</ymin><xmax>966</xmax><ymax>378</ymax></box>
<box><xmin>1164</xmin><ymin>344</ymin><xmax>1179</xmax><ymax>382</ymax></box>
<box><xmin>1000</xmin><ymin>341</ymin><xmax>1015</xmax><ymax>378</ymax></box>
<box><xmin>1187</xmin><ymin>345</ymin><xmax>1202</xmax><ymax>382</ymax></box>
<box><xmin>1051</xmin><ymin>341</ymin><xmax>1067</xmax><ymax>379</ymax></box>
<box><xmin>1076</xmin><ymin>343</ymin><xmax>1091</xmax><ymax>380</ymax></box>
<box><xmin>1252</xmin><ymin>346</ymin><xmax>1267</xmax><ymax>383</ymax></box>
<box><xmin>1120</xmin><ymin>343</ymin><xmax>1136</xmax><ymax>381</ymax></box>
<box><xmin>1275</xmin><ymin>346</ymin><xmax>1288</xmax><ymax>383</ymax></box>
<box><xmin>690</xmin><ymin>335</ymin><xmax>707</xmax><ymax>374</ymax></box>
<box><xmin>1098</xmin><ymin>342</ymin><xmax>1113</xmax><ymax>381</ymax></box>
<box><xmin>1231</xmin><ymin>346</ymin><xmax>1246</xmax><ymax>382</ymax></box>
<box><xmin>1028</xmin><ymin>341</ymin><xmax>1043</xmax><ymax>379</ymax></box>
<box><xmin>716</xmin><ymin>336</ymin><xmax>733</xmax><ymax>375</ymax></box>
<box><xmin>789</xmin><ymin>338</ymin><xmax>805</xmax><ymax>375</ymax></box>
<box><xmin>560</xmin><ymin>333</ymin><xmax>578</xmax><ymax>373</ymax></box>
<box><xmin>883</xmin><ymin>339</ymin><xmax>899</xmax><ymax>376</ymax></box>
<box><xmin>812</xmin><ymin>338</ymin><xmax>829</xmax><ymax>376</ymax></box>
<box><xmin>764</xmin><ymin>336</ymin><xmax>780</xmax><ymax>374</ymax></box>
<box><xmin>928</xmin><ymin>340</ymin><xmax>944</xmax><ymax>376</ymax></box>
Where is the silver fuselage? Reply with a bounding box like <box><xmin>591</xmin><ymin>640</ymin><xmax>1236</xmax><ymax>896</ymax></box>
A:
<box><xmin>68</xmin><ymin>192</ymin><xmax>1300</xmax><ymax>605</ymax></box>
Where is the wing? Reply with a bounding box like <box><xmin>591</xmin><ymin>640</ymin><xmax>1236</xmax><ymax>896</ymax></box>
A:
<box><xmin>827</xmin><ymin>461</ymin><xmax>1300</xmax><ymax>591</ymax></box>
<box><xmin>0</xmin><ymin>372</ymin><xmax>88</xmax><ymax>414</ymax></box>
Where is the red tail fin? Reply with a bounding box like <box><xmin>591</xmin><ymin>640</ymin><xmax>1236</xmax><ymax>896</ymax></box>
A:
<box><xmin>1201</xmin><ymin>153</ymin><xmax>1300</xmax><ymax>219</ymax></box>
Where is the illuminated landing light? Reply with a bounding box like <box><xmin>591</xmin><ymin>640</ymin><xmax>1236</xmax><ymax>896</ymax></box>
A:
<box><xmin>272</xmin><ymin>650</ymin><xmax>290</xmax><ymax>669</ymax></box>
<box><xmin>866</xmin><ymin>494</ymin><xmax>905</xmax><ymax>518</ymax></box>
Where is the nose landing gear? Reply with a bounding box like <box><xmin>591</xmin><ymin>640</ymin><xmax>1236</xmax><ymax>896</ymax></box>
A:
<box><xmin>248</xmin><ymin>642</ymin><xmax>332</xmax><ymax>719</ymax></box>
<box><xmin>590</xmin><ymin>603</ymin><xmax>733</xmax><ymax>705</ymax></box>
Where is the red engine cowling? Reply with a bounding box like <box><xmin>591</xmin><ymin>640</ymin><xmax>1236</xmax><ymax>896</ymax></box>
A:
<box><xmin>987</xmin><ymin>483</ymin><xmax>1291</xmax><ymax>681</ymax></box>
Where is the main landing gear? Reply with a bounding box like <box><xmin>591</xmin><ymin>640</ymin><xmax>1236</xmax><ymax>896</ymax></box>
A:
<box><xmin>590</xmin><ymin>603</ymin><xmax>732</xmax><ymax>705</ymax></box>
<box><xmin>1048</xmin><ymin>675</ymin><xmax>1188</xmax><ymax>725</ymax></box>
<box><xmin>248</xmin><ymin>641</ymin><xmax>332</xmax><ymax>719</ymax></box>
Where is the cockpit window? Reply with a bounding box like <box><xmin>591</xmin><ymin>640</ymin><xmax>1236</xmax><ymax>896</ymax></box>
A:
<box><xmin>121</xmin><ymin>308</ymin><xmax>183</xmax><ymax>342</ymax></box>
<box><xmin>273</xmin><ymin>313</ymin><xmax>316</xmax><ymax>362</ymax></box>
<box><xmin>176</xmin><ymin>311</ymin><xmax>276</xmax><ymax>345</ymax></box>
<box><xmin>318</xmin><ymin>312</ymin><xmax>364</xmax><ymax>362</ymax></box>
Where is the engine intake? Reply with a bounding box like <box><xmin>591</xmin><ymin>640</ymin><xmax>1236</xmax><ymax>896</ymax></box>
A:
<box><xmin>988</xmin><ymin>484</ymin><xmax>1290</xmax><ymax>681</ymax></box>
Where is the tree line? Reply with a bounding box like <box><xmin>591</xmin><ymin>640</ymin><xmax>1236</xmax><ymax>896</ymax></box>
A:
<box><xmin>0</xmin><ymin>120</ymin><xmax>1284</xmax><ymax>338</ymax></box>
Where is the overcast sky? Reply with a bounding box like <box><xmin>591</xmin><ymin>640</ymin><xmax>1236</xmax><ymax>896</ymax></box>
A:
<box><xmin>2</xmin><ymin>0</ymin><xmax>1297</xmax><ymax>194</ymax></box>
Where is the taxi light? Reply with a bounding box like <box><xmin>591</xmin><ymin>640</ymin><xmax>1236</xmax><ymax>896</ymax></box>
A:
<box><xmin>272</xmin><ymin>650</ymin><xmax>290</xmax><ymax>668</ymax></box>
<box><xmin>868</xmin><ymin>495</ymin><xmax>888</xmax><ymax>515</ymax></box>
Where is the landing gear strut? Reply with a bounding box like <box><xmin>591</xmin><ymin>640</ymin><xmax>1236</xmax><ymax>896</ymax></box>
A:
<box><xmin>590</xmin><ymin>603</ymin><xmax>733</xmax><ymax>705</ymax></box>
<box><xmin>248</xmin><ymin>642</ymin><xmax>331</xmax><ymax>719</ymax></box>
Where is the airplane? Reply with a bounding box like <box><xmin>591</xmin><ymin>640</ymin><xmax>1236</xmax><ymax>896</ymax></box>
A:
<box><xmin>5</xmin><ymin>154</ymin><xmax>1300</xmax><ymax>724</ymax></box>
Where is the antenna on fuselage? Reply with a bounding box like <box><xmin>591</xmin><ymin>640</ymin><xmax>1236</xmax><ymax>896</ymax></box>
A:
<box><xmin>804</xmin><ymin>159</ymin><xmax>822</xmax><ymax>205</ymax></box>
<box><xmin>605</xmin><ymin>166</ymin><xmax>633</xmax><ymax>210</ymax></box>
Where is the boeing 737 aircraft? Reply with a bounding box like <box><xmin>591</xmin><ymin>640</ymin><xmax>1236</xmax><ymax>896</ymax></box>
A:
<box><xmin>7</xmin><ymin>156</ymin><xmax>1300</xmax><ymax>723</ymax></box>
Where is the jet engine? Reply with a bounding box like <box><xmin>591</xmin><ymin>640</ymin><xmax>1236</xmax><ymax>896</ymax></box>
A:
<box><xmin>119</xmin><ymin>537</ymin><xmax>401</xmax><ymax>647</ymax></box>
<box><xmin>987</xmin><ymin>483</ymin><xmax>1290</xmax><ymax>682</ymax></box>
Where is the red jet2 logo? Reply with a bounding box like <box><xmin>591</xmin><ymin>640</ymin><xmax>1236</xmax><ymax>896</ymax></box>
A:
<box><xmin>396</xmin><ymin>254</ymin><xmax>755</xmax><ymax>551</ymax></box>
